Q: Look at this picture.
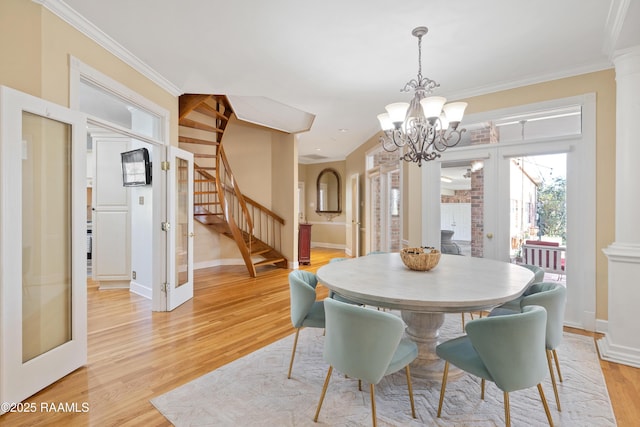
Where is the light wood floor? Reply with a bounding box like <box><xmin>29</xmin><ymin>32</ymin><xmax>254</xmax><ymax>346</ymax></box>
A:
<box><xmin>1</xmin><ymin>248</ymin><xmax>638</xmax><ymax>426</ymax></box>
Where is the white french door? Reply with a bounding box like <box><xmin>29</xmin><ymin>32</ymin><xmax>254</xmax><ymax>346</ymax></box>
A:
<box><xmin>367</xmin><ymin>165</ymin><xmax>401</xmax><ymax>254</ymax></box>
<box><xmin>0</xmin><ymin>86</ymin><xmax>87</xmax><ymax>409</ymax></box>
<box><xmin>424</xmin><ymin>135</ymin><xmax>595</xmax><ymax>331</ymax></box>
<box><xmin>166</xmin><ymin>147</ymin><xmax>194</xmax><ymax>310</ymax></box>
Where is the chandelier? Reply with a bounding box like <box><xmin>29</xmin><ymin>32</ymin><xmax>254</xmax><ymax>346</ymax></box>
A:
<box><xmin>378</xmin><ymin>26</ymin><xmax>467</xmax><ymax>166</ymax></box>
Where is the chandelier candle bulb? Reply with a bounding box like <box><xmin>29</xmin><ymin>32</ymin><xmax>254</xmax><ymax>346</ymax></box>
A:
<box><xmin>420</xmin><ymin>96</ymin><xmax>447</xmax><ymax>120</ymax></box>
<box><xmin>385</xmin><ymin>102</ymin><xmax>410</xmax><ymax>125</ymax></box>
<box><xmin>378</xmin><ymin>26</ymin><xmax>468</xmax><ymax>166</ymax></box>
<box><xmin>442</xmin><ymin>102</ymin><xmax>468</xmax><ymax>126</ymax></box>
<box><xmin>377</xmin><ymin>113</ymin><xmax>394</xmax><ymax>131</ymax></box>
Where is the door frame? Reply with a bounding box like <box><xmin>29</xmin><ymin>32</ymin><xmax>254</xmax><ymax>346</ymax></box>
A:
<box><xmin>422</xmin><ymin>93</ymin><xmax>596</xmax><ymax>331</ymax></box>
<box><xmin>69</xmin><ymin>57</ymin><xmax>176</xmax><ymax>311</ymax></box>
<box><xmin>346</xmin><ymin>173</ymin><xmax>360</xmax><ymax>257</ymax></box>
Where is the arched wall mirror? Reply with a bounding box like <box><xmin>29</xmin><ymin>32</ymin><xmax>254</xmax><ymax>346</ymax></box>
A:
<box><xmin>316</xmin><ymin>168</ymin><xmax>341</xmax><ymax>215</ymax></box>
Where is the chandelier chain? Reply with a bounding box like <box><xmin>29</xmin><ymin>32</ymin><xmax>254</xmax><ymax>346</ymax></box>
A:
<box><xmin>417</xmin><ymin>32</ymin><xmax>423</xmax><ymax>80</ymax></box>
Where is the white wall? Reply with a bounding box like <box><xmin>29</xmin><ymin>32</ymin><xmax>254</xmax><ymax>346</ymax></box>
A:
<box><xmin>128</xmin><ymin>128</ymin><xmax>154</xmax><ymax>298</ymax></box>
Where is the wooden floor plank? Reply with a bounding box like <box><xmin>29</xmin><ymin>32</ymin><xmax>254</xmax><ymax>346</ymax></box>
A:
<box><xmin>1</xmin><ymin>248</ymin><xmax>638</xmax><ymax>426</ymax></box>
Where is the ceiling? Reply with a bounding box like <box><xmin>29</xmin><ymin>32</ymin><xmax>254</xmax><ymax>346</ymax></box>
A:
<box><xmin>58</xmin><ymin>0</ymin><xmax>640</xmax><ymax>163</ymax></box>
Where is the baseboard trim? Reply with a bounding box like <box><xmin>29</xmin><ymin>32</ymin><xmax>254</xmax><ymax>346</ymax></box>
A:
<box><xmin>595</xmin><ymin>318</ymin><xmax>608</xmax><ymax>334</ymax></box>
<box><xmin>98</xmin><ymin>280</ymin><xmax>130</xmax><ymax>290</ymax></box>
<box><xmin>311</xmin><ymin>242</ymin><xmax>345</xmax><ymax>250</ymax></box>
<box><xmin>130</xmin><ymin>281</ymin><xmax>152</xmax><ymax>299</ymax></box>
<box><xmin>597</xmin><ymin>334</ymin><xmax>640</xmax><ymax>368</ymax></box>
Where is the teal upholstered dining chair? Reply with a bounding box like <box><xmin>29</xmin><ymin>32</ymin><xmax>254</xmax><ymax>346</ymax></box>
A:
<box><xmin>490</xmin><ymin>282</ymin><xmax>567</xmax><ymax>411</ymax></box>
<box><xmin>436</xmin><ymin>306</ymin><xmax>554</xmax><ymax>427</ymax></box>
<box><xmin>523</xmin><ymin>264</ymin><xmax>546</xmax><ymax>283</ymax></box>
<box><xmin>288</xmin><ymin>270</ymin><xmax>325</xmax><ymax>379</ymax></box>
<box><xmin>314</xmin><ymin>298</ymin><xmax>418</xmax><ymax>427</ymax></box>
<box><xmin>486</xmin><ymin>264</ymin><xmax>545</xmax><ymax>314</ymax></box>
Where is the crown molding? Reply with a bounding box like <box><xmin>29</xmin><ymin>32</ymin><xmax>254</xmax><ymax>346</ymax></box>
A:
<box><xmin>34</xmin><ymin>0</ymin><xmax>182</xmax><ymax>97</ymax></box>
<box><xmin>445</xmin><ymin>61</ymin><xmax>613</xmax><ymax>102</ymax></box>
<box><xmin>603</xmin><ymin>0</ymin><xmax>630</xmax><ymax>56</ymax></box>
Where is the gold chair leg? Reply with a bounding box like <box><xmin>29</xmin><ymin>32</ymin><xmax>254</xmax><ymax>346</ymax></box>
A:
<box><xmin>287</xmin><ymin>328</ymin><xmax>301</xmax><ymax>379</ymax></box>
<box><xmin>552</xmin><ymin>349</ymin><xmax>563</xmax><ymax>382</ymax></box>
<box><xmin>358</xmin><ymin>379</ymin><xmax>362</xmax><ymax>391</ymax></box>
<box><xmin>504</xmin><ymin>391</ymin><xmax>510</xmax><ymax>427</ymax></box>
<box><xmin>405</xmin><ymin>365</ymin><xmax>416</xmax><ymax>418</ymax></box>
<box><xmin>314</xmin><ymin>366</ymin><xmax>333</xmax><ymax>422</ymax></box>
<box><xmin>537</xmin><ymin>383</ymin><xmax>554</xmax><ymax>426</ymax></box>
<box><xmin>370</xmin><ymin>383</ymin><xmax>377</xmax><ymax>427</ymax></box>
<box><xmin>437</xmin><ymin>361</ymin><xmax>450</xmax><ymax>418</ymax></box>
<box><xmin>481</xmin><ymin>378</ymin><xmax>485</xmax><ymax>400</ymax></box>
<box><xmin>461</xmin><ymin>313</ymin><xmax>465</xmax><ymax>331</ymax></box>
<box><xmin>546</xmin><ymin>349</ymin><xmax>561</xmax><ymax>411</ymax></box>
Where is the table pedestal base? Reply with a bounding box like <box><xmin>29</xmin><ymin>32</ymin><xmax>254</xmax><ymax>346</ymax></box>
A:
<box><xmin>401</xmin><ymin>311</ymin><xmax>463</xmax><ymax>381</ymax></box>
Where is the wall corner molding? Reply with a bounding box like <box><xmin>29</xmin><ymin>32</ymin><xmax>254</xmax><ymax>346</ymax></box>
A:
<box><xmin>36</xmin><ymin>0</ymin><xmax>182</xmax><ymax>97</ymax></box>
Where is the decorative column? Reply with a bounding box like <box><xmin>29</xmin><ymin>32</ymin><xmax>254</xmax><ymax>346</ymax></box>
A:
<box><xmin>598</xmin><ymin>46</ymin><xmax>640</xmax><ymax>368</ymax></box>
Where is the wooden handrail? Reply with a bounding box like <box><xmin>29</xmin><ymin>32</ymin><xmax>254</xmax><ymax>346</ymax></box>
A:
<box><xmin>242</xmin><ymin>195</ymin><xmax>285</xmax><ymax>225</ymax></box>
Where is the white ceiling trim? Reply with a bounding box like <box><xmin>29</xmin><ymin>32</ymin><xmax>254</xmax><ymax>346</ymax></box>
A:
<box><xmin>603</xmin><ymin>0</ymin><xmax>630</xmax><ymax>56</ymax></box>
<box><xmin>446</xmin><ymin>61</ymin><xmax>613</xmax><ymax>102</ymax></box>
<box><xmin>35</xmin><ymin>0</ymin><xmax>182</xmax><ymax>97</ymax></box>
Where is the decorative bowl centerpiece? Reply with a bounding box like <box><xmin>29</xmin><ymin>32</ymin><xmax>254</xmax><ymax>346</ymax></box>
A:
<box><xmin>400</xmin><ymin>247</ymin><xmax>441</xmax><ymax>271</ymax></box>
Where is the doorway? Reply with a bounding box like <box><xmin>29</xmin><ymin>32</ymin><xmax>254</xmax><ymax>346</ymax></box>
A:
<box><xmin>71</xmin><ymin>57</ymin><xmax>193</xmax><ymax>312</ymax></box>
<box><xmin>424</xmin><ymin>94</ymin><xmax>596</xmax><ymax>331</ymax></box>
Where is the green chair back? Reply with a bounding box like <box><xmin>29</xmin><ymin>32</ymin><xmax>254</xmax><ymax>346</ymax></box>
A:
<box><xmin>323</xmin><ymin>298</ymin><xmax>406</xmax><ymax>384</ymax></box>
<box><xmin>465</xmin><ymin>306</ymin><xmax>548</xmax><ymax>392</ymax></box>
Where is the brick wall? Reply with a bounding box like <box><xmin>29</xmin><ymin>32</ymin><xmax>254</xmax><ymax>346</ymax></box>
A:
<box><xmin>370</xmin><ymin>149</ymin><xmax>401</xmax><ymax>252</ymax></box>
<box><xmin>466</xmin><ymin>123</ymin><xmax>497</xmax><ymax>257</ymax></box>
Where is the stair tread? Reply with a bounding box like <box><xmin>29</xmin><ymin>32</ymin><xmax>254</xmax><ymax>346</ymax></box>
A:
<box><xmin>179</xmin><ymin>135</ymin><xmax>219</xmax><ymax>145</ymax></box>
<box><xmin>178</xmin><ymin>118</ymin><xmax>222</xmax><ymax>133</ymax></box>
<box><xmin>253</xmin><ymin>258</ymin><xmax>286</xmax><ymax>267</ymax></box>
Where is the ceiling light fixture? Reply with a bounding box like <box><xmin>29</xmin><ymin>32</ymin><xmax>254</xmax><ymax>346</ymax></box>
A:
<box><xmin>378</xmin><ymin>26</ymin><xmax>468</xmax><ymax>166</ymax></box>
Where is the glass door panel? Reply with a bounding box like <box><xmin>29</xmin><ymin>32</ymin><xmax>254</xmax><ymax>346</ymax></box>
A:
<box><xmin>509</xmin><ymin>153</ymin><xmax>567</xmax><ymax>283</ymax></box>
<box><xmin>369</xmin><ymin>173</ymin><xmax>382</xmax><ymax>252</ymax></box>
<box><xmin>166</xmin><ymin>146</ymin><xmax>193</xmax><ymax>310</ymax></box>
<box><xmin>385</xmin><ymin>168</ymin><xmax>401</xmax><ymax>252</ymax></box>
<box><xmin>175</xmin><ymin>156</ymin><xmax>190</xmax><ymax>287</ymax></box>
<box><xmin>440</xmin><ymin>159</ymin><xmax>485</xmax><ymax>258</ymax></box>
<box><xmin>21</xmin><ymin>112</ymin><xmax>72</xmax><ymax>362</ymax></box>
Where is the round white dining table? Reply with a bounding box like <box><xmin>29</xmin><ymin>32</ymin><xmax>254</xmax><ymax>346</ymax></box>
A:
<box><xmin>316</xmin><ymin>253</ymin><xmax>534</xmax><ymax>380</ymax></box>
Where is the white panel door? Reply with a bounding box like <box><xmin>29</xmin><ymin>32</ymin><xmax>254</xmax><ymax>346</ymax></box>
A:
<box><xmin>92</xmin><ymin>135</ymin><xmax>131</xmax><ymax>284</ymax></box>
<box><xmin>0</xmin><ymin>86</ymin><xmax>87</xmax><ymax>410</ymax></box>
<box><xmin>166</xmin><ymin>147</ymin><xmax>194</xmax><ymax>310</ymax></box>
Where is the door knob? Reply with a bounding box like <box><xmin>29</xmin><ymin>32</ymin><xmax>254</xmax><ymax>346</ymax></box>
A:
<box><xmin>486</xmin><ymin>233</ymin><xmax>493</xmax><ymax>239</ymax></box>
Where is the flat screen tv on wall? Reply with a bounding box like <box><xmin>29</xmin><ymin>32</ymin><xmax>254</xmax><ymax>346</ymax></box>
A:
<box><xmin>121</xmin><ymin>148</ymin><xmax>152</xmax><ymax>187</ymax></box>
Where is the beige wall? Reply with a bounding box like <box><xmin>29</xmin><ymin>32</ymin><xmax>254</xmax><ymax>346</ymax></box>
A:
<box><xmin>0</xmin><ymin>0</ymin><xmax>178</xmax><ymax>143</ymax></box>
<box><xmin>271</xmin><ymin>132</ymin><xmax>298</xmax><ymax>263</ymax></box>
<box><xmin>300</xmin><ymin>160</ymin><xmax>347</xmax><ymax>248</ymax></box>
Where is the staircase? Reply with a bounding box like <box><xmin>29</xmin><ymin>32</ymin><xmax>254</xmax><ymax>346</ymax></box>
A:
<box><xmin>178</xmin><ymin>94</ymin><xmax>287</xmax><ymax>277</ymax></box>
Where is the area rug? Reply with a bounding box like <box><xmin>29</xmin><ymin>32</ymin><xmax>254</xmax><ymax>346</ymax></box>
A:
<box><xmin>151</xmin><ymin>313</ymin><xmax>616</xmax><ymax>426</ymax></box>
